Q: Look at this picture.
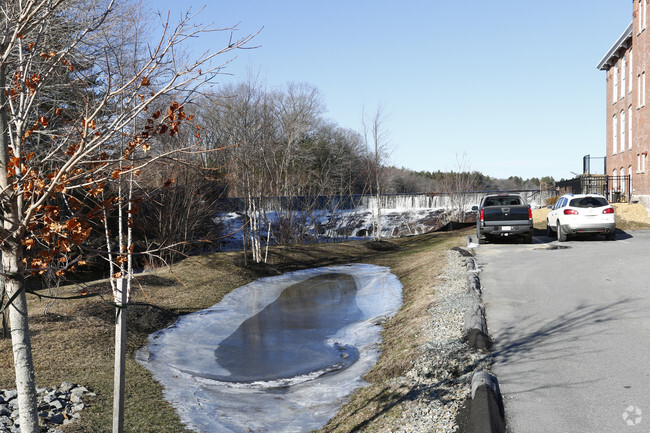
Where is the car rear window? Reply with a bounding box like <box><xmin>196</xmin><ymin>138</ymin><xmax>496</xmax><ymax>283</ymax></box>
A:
<box><xmin>569</xmin><ymin>197</ymin><xmax>609</xmax><ymax>208</ymax></box>
<box><xmin>484</xmin><ymin>196</ymin><xmax>523</xmax><ymax>206</ymax></box>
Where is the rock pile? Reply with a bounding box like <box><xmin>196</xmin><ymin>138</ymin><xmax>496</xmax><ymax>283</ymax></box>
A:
<box><xmin>0</xmin><ymin>382</ymin><xmax>94</xmax><ymax>433</ymax></box>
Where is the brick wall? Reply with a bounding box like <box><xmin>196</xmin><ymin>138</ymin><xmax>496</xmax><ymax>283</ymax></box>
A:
<box><xmin>605</xmin><ymin>1</ymin><xmax>650</xmax><ymax>199</ymax></box>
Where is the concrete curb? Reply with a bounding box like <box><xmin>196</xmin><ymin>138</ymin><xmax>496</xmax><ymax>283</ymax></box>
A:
<box><xmin>462</xmin><ymin>303</ymin><xmax>492</xmax><ymax>350</ymax></box>
<box><xmin>459</xmin><ymin>246</ymin><xmax>490</xmax><ymax>349</ymax></box>
<box><xmin>467</xmin><ymin>273</ymin><xmax>481</xmax><ymax>295</ymax></box>
<box><xmin>458</xmin><ymin>241</ymin><xmax>505</xmax><ymax>432</ymax></box>
<box><xmin>465</xmin><ymin>370</ymin><xmax>506</xmax><ymax>433</ymax></box>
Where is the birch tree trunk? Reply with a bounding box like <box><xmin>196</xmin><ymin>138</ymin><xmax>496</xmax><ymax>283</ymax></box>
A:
<box><xmin>3</xmin><ymin>244</ymin><xmax>39</xmax><ymax>433</ymax></box>
<box><xmin>0</xmin><ymin>60</ymin><xmax>39</xmax><ymax>433</ymax></box>
<box><xmin>113</xmin><ymin>278</ymin><xmax>127</xmax><ymax>433</ymax></box>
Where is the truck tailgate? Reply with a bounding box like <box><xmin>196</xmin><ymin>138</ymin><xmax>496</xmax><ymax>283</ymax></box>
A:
<box><xmin>483</xmin><ymin>206</ymin><xmax>530</xmax><ymax>225</ymax></box>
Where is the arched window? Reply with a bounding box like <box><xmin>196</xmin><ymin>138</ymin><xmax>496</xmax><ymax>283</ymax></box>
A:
<box><xmin>621</xmin><ymin>167</ymin><xmax>626</xmax><ymax>193</ymax></box>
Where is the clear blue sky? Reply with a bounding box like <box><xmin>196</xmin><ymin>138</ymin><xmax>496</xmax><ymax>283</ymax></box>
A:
<box><xmin>155</xmin><ymin>0</ymin><xmax>631</xmax><ymax>180</ymax></box>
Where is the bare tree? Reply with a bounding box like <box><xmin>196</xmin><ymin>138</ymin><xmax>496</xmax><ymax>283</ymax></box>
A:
<box><xmin>440</xmin><ymin>152</ymin><xmax>478</xmax><ymax>222</ymax></box>
<box><xmin>0</xmin><ymin>1</ymin><xmax>256</xmax><ymax>431</ymax></box>
<box><xmin>362</xmin><ymin>104</ymin><xmax>391</xmax><ymax>241</ymax></box>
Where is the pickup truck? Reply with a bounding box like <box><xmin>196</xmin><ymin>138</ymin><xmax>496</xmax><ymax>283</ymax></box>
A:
<box><xmin>471</xmin><ymin>193</ymin><xmax>533</xmax><ymax>244</ymax></box>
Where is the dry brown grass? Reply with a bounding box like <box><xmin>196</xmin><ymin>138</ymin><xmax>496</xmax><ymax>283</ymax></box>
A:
<box><xmin>0</xmin><ymin>230</ymin><xmax>466</xmax><ymax>433</ymax></box>
<box><xmin>315</xmin><ymin>234</ymin><xmax>465</xmax><ymax>433</ymax></box>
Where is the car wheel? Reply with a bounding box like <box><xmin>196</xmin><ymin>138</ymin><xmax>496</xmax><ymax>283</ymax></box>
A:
<box><xmin>606</xmin><ymin>230</ymin><xmax>616</xmax><ymax>241</ymax></box>
<box><xmin>557</xmin><ymin>222</ymin><xmax>567</xmax><ymax>242</ymax></box>
<box><xmin>546</xmin><ymin>220</ymin><xmax>553</xmax><ymax>237</ymax></box>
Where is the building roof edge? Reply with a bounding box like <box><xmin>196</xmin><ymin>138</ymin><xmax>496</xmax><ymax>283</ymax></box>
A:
<box><xmin>597</xmin><ymin>22</ymin><xmax>633</xmax><ymax>70</ymax></box>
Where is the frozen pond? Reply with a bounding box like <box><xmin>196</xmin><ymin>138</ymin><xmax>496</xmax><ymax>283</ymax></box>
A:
<box><xmin>136</xmin><ymin>264</ymin><xmax>403</xmax><ymax>432</ymax></box>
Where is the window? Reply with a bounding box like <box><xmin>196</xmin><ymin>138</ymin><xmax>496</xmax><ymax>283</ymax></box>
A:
<box><xmin>638</xmin><ymin>154</ymin><xmax>641</xmax><ymax>173</ymax></box>
<box><xmin>641</xmin><ymin>71</ymin><xmax>645</xmax><ymax>107</ymax></box>
<box><xmin>629</xmin><ymin>106</ymin><xmax>633</xmax><ymax>149</ymax></box>
<box><xmin>644</xmin><ymin>153</ymin><xmax>648</xmax><ymax>173</ymax></box>
<box><xmin>639</xmin><ymin>72</ymin><xmax>646</xmax><ymax>108</ymax></box>
<box><xmin>614</xmin><ymin>65</ymin><xmax>619</xmax><ymax>102</ymax></box>
<box><xmin>613</xmin><ymin>114</ymin><xmax>618</xmax><ymax>154</ymax></box>
<box><xmin>629</xmin><ymin>165</ymin><xmax>633</xmax><ymax>191</ymax></box>
<box><xmin>630</xmin><ymin>49</ymin><xmax>634</xmax><ymax>94</ymax></box>
<box><xmin>622</xmin><ymin>56</ymin><xmax>626</xmax><ymax>97</ymax></box>
<box><xmin>640</xmin><ymin>0</ymin><xmax>647</xmax><ymax>33</ymax></box>
<box><xmin>621</xmin><ymin>110</ymin><xmax>626</xmax><ymax>150</ymax></box>
<box><xmin>621</xmin><ymin>167</ymin><xmax>626</xmax><ymax>193</ymax></box>
<box><xmin>570</xmin><ymin>197</ymin><xmax>609</xmax><ymax>207</ymax></box>
<box><xmin>613</xmin><ymin>169</ymin><xmax>618</xmax><ymax>190</ymax></box>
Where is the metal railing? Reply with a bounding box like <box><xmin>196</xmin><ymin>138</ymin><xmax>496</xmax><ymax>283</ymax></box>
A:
<box><xmin>555</xmin><ymin>175</ymin><xmax>631</xmax><ymax>202</ymax></box>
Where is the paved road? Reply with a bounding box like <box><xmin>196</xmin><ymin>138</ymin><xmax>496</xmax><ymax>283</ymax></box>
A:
<box><xmin>476</xmin><ymin>231</ymin><xmax>650</xmax><ymax>432</ymax></box>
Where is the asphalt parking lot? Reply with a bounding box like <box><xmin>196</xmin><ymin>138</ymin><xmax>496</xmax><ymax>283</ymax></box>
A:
<box><xmin>476</xmin><ymin>230</ymin><xmax>650</xmax><ymax>432</ymax></box>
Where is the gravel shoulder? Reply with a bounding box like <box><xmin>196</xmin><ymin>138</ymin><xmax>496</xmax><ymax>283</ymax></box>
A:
<box><xmin>387</xmin><ymin>250</ymin><xmax>491</xmax><ymax>432</ymax></box>
<box><xmin>317</xmin><ymin>243</ymin><xmax>491</xmax><ymax>433</ymax></box>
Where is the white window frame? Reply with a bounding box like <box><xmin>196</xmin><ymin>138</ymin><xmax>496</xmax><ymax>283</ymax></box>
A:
<box><xmin>613</xmin><ymin>169</ymin><xmax>618</xmax><ymax>190</ymax></box>
<box><xmin>621</xmin><ymin>109</ymin><xmax>626</xmax><ymax>151</ymax></box>
<box><xmin>629</xmin><ymin>106</ymin><xmax>633</xmax><ymax>149</ymax></box>
<box><xmin>613</xmin><ymin>114</ymin><xmax>618</xmax><ymax>154</ymax></box>
<box><xmin>630</xmin><ymin>49</ymin><xmax>634</xmax><ymax>94</ymax></box>
<box><xmin>621</xmin><ymin>167</ymin><xmax>626</xmax><ymax>193</ymax></box>
<box><xmin>637</xmin><ymin>71</ymin><xmax>645</xmax><ymax>108</ymax></box>
<box><xmin>639</xmin><ymin>72</ymin><xmax>646</xmax><ymax>108</ymax></box>
<box><xmin>644</xmin><ymin>153</ymin><xmax>648</xmax><ymax>173</ymax></box>
<box><xmin>638</xmin><ymin>154</ymin><xmax>642</xmax><ymax>173</ymax></box>
<box><xmin>629</xmin><ymin>165</ymin><xmax>633</xmax><ymax>191</ymax></box>
<box><xmin>614</xmin><ymin>65</ymin><xmax>619</xmax><ymax>102</ymax></box>
<box><xmin>622</xmin><ymin>55</ymin><xmax>626</xmax><ymax>97</ymax></box>
<box><xmin>640</xmin><ymin>0</ymin><xmax>647</xmax><ymax>33</ymax></box>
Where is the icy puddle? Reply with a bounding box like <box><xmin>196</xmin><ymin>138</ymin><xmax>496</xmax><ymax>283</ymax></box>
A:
<box><xmin>136</xmin><ymin>264</ymin><xmax>402</xmax><ymax>433</ymax></box>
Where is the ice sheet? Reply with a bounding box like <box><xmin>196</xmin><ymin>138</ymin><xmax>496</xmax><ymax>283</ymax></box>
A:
<box><xmin>136</xmin><ymin>263</ymin><xmax>403</xmax><ymax>432</ymax></box>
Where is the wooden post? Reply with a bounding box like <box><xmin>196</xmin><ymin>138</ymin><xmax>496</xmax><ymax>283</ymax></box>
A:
<box><xmin>113</xmin><ymin>277</ymin><xmax>127</xmax><ymax>433</ymax></box>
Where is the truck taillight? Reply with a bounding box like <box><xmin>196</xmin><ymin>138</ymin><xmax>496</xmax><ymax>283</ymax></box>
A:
<box><xmin>528</xmin><ymin>208</ymin><xmax>533</xmax><ymax>220</ymax></box>
<box><xmin>564</xmin><ymin>209</ymin><xmax>579</xmax><ymax>215</ymax></box>
<box><xmin>603</xmin><ymin>207</ymin><xmax>615</xmax><ymax>214</ymax></box>
<box><xmin>480</xmin><ymin>209</ymin><xmax>484</xmax><ymax>222</ymax></box>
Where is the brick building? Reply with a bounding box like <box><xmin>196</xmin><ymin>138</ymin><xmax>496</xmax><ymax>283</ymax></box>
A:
<box><xmin>598</xmin><ymin>1</ymin><xmax>650</xmax><ymax>208</ymax></box>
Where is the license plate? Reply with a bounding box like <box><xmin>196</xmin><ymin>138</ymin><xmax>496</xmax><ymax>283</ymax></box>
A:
<box><xmin>502</xmin><ymin>226</ymin><xmax>512</xmax><ymax>231</ymax></box>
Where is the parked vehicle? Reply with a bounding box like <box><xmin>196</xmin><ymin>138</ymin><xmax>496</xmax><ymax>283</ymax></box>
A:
<box><xmin>472</xmin><ymin>193</ymin><xmax>533</xmax><ymax>244</ymax></box>
<box><xmin>546</xmin><ymin>193</ymin><xmax>616</xmax><ymax>242</ymax></box>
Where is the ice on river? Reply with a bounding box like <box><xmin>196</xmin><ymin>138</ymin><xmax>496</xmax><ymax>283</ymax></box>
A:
<box><xmin>136</xmin><ymin>263</ymin><xmax>403</xmax><ymax>433</ymax></box>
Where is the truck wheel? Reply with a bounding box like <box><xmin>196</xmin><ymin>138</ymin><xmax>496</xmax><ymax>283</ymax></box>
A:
<box><xmin>557</xmin><ymin>222</ymin><xmax>567</xmax><ymax>242</ymax></box>
<box><xmin>524</xmin><ymin>234</ymin><xmax>532</xmax><ymax>244</ymax></box>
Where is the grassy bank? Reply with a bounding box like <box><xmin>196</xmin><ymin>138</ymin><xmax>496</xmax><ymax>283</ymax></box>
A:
<box><xmin>0</xmin><ymin>230</ymin><xmax>466</xmax><ymax>432</ymax></box>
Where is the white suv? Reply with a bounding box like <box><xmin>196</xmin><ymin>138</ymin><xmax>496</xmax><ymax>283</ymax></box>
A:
<box><xmin>546</xmin><ymin>194</ymin><xmax>616</xmax><ymax>242</ymax></box>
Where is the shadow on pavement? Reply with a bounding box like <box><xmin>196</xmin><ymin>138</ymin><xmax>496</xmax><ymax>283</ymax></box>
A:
<box><xmin>488</xmin><ymin>298</ymin><xmax>640</xmax><ymax>394</ymax></box>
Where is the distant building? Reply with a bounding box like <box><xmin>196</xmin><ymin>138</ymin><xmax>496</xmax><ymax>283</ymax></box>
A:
<box><xmin>598</xmin><ymin>1</ymin><xmax>650</xmax><ymax>208</ymax></box>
